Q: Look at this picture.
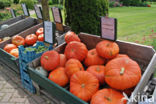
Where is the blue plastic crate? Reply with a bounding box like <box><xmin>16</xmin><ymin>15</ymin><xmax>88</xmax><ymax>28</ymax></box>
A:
<box><xmin>22</xmin><ymin>79</ymin><xmax>36</xmax><ymax>93</ymax></box>
<box><xmin>18</xmin><ymin>41</ymin><xmax>52</xmax><ymax>63</ymax></box>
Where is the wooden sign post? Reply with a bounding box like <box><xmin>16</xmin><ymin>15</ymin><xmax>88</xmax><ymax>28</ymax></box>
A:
<box><xmin>51</xmin><ymin>7</ymin><xmax>64</xmax><ymax>32</ymax></box>
<box><xmin>44</xmin><ymin>21</ymin><xmax>56</xmax><ymax>45</ymax></box>
<box><xmin>100</xmin><ymin>16</ymin><xmax>117</xmax><ymax>41</ymax></box>
<box><xmin>21</xmin><ymin>3</ymin><xmax>30</xmax><ymax>16</ymax></box>
<box><xmin>34</xmin><ymin>5</ymin><xmax>43</xmax><ymax>20</ymax></box>
<box><xmin>10</xmin><ymin>8</ymin><xmax>16</xmax><ymax>18</ymax></box>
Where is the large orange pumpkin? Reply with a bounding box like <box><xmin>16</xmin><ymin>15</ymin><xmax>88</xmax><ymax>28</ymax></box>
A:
<box><xmin>10</xmin><ymin>48</ymin><xmax>19</xmax><ymax>58</ymax></box>
<box><xmin>84</xmin><ymin>49</ymin><xmax>105</xmax><ymax>66</ymax></box>
<box><xmin>4</xmin><ymin>44</ymin><xmax>17</xmax><ymax>53</ymax></box>
<box><xmin>96</xmin><ymin>40</ymin><xmax>119</xmax><ymax>59</ymax></box>
<box><xmin>87</xmin><ymin>65</ymin><xmax>105</xmax><ymax>85</ymax></box>
<box><xmin>25</xmin><ymin>34</ymin><xmax>37</xmax><ymax>45</ymax></box>
<box><xmin>59</xmin><ymin>54</ymin><xmax>67</xmax><ymax>67</ymax></box>
<box><xmin>65</xmin><ymin>58</ymin><xmax>84</xmax><ymax>78</ymax></box>
<box><xmin>64</xmin><ymin>31</ymin><xmax>80</xmax><ymax>43</ymax></box>
<box><xmin>48</xmin><ymin>67</ymin><xmax>69</xmax><ymax>87</ymax></box>
<box><xmin>105</xmin><ymin>57</ymin><xmax>141</xmax><ymax>90</ymax></box>
<box><xmin>115</xmin><ymin>54</ymin><xmax>129</xmax><ymax>59</ymax></box>
<box><xmin>65</xmin><ymin>41</ymin><xmax>88</xmax><ymax>61</ymax></box>
<box><xmin>70</xmin><ymin>71</ymin><xmax>99</xmax><ymax>102</ymax></box>
<box><xmin>12</xmin><ymin>35</ymin><xmax>25</xmax><ymax>46</ymax></box>
<box><xmin>41</xmin><ymin>51</ymin><xmax>60</xmax><ymax>71</ymax></box>
<box><xmin>91</xmin><ymin>89</ymin><xmax>127</xmax><ymax>104</ymax></box>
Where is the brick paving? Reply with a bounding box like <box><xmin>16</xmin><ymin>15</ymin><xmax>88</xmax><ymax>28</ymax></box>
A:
<box><xmin>0</xmin><ymin>63</ymin><xmax>57</xmax><ymax>104</ymax></box>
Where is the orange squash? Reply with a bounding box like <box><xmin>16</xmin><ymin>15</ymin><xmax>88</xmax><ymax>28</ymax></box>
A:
<box><xmin>65</xmin><ymin>58</ymin><xmax>84</xmax><ymax>78</ymax></box>
<box><xmin>105</xmin><ymin>57</ymin><xmax>141</xmax><ymax>90</ymax></box>
<box><xmin>59</xmin><ymin>54</ymin><xmax>67</xmax><ymax>67</ymax></box>
<box><xmin>10</xmin><ymin>48</ymin><xmax>19</xmax><ymax>58</ymax></box>
<box><xmin>91</xmin><ymin>89</ymin><xmax>127</xmax><ymax>104</ymax></box>
<box><xmin>64</xmin><ymin>31</ymin><xmax>80</xmax><ymax>43</ymax></box>
<box><xmin>70</xmin><ymin>71</ymin><xmax>99</xmax><ymax>102</ymax></box>
<box><xmin>4</xmin><ymin>44</ymin><xmax>17</xmax><ymax>53</ymax></box>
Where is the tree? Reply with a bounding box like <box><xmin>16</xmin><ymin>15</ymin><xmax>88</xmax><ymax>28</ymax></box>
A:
<box><xmin>64</xmin><ymin>0</ymin><xmax>109</xmax><ymax>35</ymax></box>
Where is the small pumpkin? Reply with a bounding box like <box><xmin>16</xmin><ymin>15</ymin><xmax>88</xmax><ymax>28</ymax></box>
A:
<box><xmin>65</xmin><ymin>41</ymin><xmax>88</xmax><ymax>61</ymax></box>
<box><xmin>84</xmin><ymin>49</ymin><xmax>105</xmax><ymax>66</ymax></box>
<box><xmin>4</xmin><ymin>44</ymin><xmax>17</xmax><ymax>53</ymax></box>
<box><xmin>59</xmin><ymin>54</ymin><xmax>67</xmax><ymax>67</ymax></box>
<box><xmin>38</xmin><ymin>34</ymin><xmax>44</xmax><ymax>41</ymax></box>
<box><xmin>105</xmin><ymin>57</ymin><xmax>141</xmax><ymax>90</ymax></box>
<box><xmin>48</xmin><ymin>67</ymin><xmax>69</xmax><ymax>87</ymax></box>
<box><xmin>87</xmin><ymin>65</ymin><xmax>105</xmax><ymax>85</ymax></box>
<box><xmin>35</xmin><ymin>66</ymin><xmax>48</xmax><ymax>77</ymax></box>
<box><xmin>65</xmin><ymin>58</ymin><xmax>84</xmax><ymax>78</ymax></box>
<box><xmin>96</xmin><ymin>40</ymin><xmax>119</xmax><ymax>59</ymax></box>
<box><xmin>36</xmin><ymin>27</ymin><xmax>43</xmax><ymax>36</ymax></box>
<box><xmin>64</xmin><ymin>31</ymin><xmax>80</xmax><ymax>43</ymax></box>
<box><xmin>70</xmin><ymin>71</ymin><xmax>99</xmax><ymax>102</ymax></box>
<box><xmin>91</xmin><ymin>89</ymin><xmax>127</xmax><ymax>104</ymax></box>
<box><xmin>10</xmin><ymin>48</ymin><xmax>19</xmax><ymax>58</ymax></box>
<box><xmin>25</xmin><ymin>34</ymin><xmax>37</xmax><ymax>45</ymax></box>
<box><xmin>12</xmin><ymin>35</ymin><xmax>25</xmax><ymax>46</ymax></box>
<box><xmin>41</xmin><ymin>50</ymin><xmax>60</xmax><ymax>71</ymax></box>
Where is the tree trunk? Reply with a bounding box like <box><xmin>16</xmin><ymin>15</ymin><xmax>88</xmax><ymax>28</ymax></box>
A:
<box><xmin>41</xmin><ymin>0</ymin><xmax>50</xmax><ymax>21</ymax></box>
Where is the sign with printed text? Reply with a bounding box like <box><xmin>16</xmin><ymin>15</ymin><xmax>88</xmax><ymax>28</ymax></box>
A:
<box><xmin>44</xmin><ymin>21</ymin><xmax>54</xmax><ymax>44</ymax></box>
<box><xmin>10</xmin><ymin>8</ymin><xmax>16</xmax><ymax>18</ymax></box>
<box><xmin>101</xmin><ymin>17</ymin><xmax>117</xmax><ymax>41</ymax></box>
<box><xmin>51</xmin><ymin>7</ymin><xmax>62</xmax><ymax>23</ymax></box>
<box><xmin>21</xmin><ymin>3</ymin><xmax>30</xmax><ymax>16</ymax></box>
<box><xmin>34</xmin><ymin>5</ymin><xmax>42</xmax><ymax>19</ymax></box>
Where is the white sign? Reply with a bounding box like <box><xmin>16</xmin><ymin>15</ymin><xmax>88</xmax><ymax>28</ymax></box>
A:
<box><xmin>44</xmin><ymin>21</ymin><xmax>53</xmax><ymax>44</ymax></box>
<box><xmin>34</xmin><ymin>5</ymin><xmax>42</xmax><ymax>19</ymax></box>
<box><xmin>10</xmin><ymin>9</ymin><xmax>16</xmax><ymax>18</ymax></box>
<box><xmin>21</xmin><ymin>3</ymin><xmax>29</xmax><ymax>16</ymax></box>
<box><xmin>52</xmin><ymin>7</ymin><xmax>62</xmax><ymax>23</ymax></box>
<box><xmin>101</xmin><ymin>17</ymin><xmax>117</xmax><ymax>41</ymax></box>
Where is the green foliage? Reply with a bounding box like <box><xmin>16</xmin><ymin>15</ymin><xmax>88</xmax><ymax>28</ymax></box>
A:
<box><xmin>0</xmin><ymin>0</ymin><xmax>11</xmax><ymax>9</ymax></box>
<box><xmin>119</xmin><ymin>0</ymin><xmax>148</xmax><ymax>6</ymax></box>
<box><xmin>64</xmin><ymin>0</ymin><xmax>109</xmax><ymax>35</ymax></box>
<box><xmin>13</xmin><ymin>0</ymin><xmax>19</xmax><ymax>4</ymax></box>
<box><xmin>109</xmin><ymin>1</ymin><xmax>122</xmax><ymax>7</ymax></box>
<box><xmin>19</xmin><ymin>0</ymin><xmax>36</xmax><ymax>9</ymax></box>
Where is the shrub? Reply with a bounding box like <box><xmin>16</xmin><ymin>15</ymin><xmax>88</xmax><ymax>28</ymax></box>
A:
<box><xmin>13</xmin><ymin>0</ymin><xmax>19</xmax><ymax>4</ymax></box>
<box><xmin>64</xmin><ymin>0</ymin><xmax>109</xmax><ymax>35</ymax></box>
<box><xmin>0</xmin><ymin>0</ymin><xmax>11</xmax><ymax>9</ymax></box>
<box><xmin>109</xmin><ymin>1</ymin><xmax>122</xmax><ymax>7</ymax></box>
<box><xmin>120</xmin><ymin>0</ymin><xmax>142</xmax><ymax>6</ymax></box>
<box><xmin>19</xmin><ymin>0</ymin><xmax>35</xmax><ymax>9</ymax></box>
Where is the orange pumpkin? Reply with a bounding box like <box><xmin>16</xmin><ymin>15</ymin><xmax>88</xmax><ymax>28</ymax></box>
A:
<box><xmin>96</xmin><ymin>40</ymin><xmax>119</xmax><ymax>59</ymax></box>
<box><xmin>36</xmin><ymin>27</ymin><xmax>43</xmax><ymax>36</ymax></box>
<box><xmin>4</xmin><ymin>44</ymin><xmax>17</xmax><ymax>53</ymax></box>
<box><xmin>25</xmin><ymin>34</ymin><xmax>37</xmax><ymax>45</ymax></box>
<box><xmin>65</xmin><ymin>58</ymin><xmax>84</xmax><ymax>78</ymax></box>
<box><xmin>105</xmin><ymin>57</ymin><xmax>141</xmax><ymax>90</ymax></box>
<box><xmin>65</xmin><ymin>41</ymin><xmax>88</xmax><ymax>61</ymax></box>
<box><xmin>41</xmin><ymin>51</ymin><xmax>60</xmax><ymax>71</ymax></box>
<box><xmin>48</xmin><ymin>67</ymin><xmax>69</xmax><ymax>87</ymax></box>
<box><xmin>84</xmin><ymin>49</ymin><xmax>105</xmax><ymax>66</ymax></box>
<box><xmin>64</xmin><ymin>31</ymin><xmax>80</xmax><ymax>43</ymax></box>
<box><xmin>12</xmin><ymin>35</ymin><xmax>25</xmax><ymax>46</ymax></box>
<box><xmin>87</xmin><ymin>65</ymin><xmax>105</xmax><ymax>85</ymax></box>
<box><xmin>59</xmin><ymin>54</ymin><xmax>67</xmax><ymax>67</ymax></box>
<box><xmin>91</xmin><ymin>89</ymin><xmax>127</xmax><ymax>104</ymax></box>
<box><xmin>70</xmin><ymin>71</ymin><xmax>99</xmax><ymax>102</ymax></box>
<box><xmin>38</xmin><ymin>34</ymin><xmax>44</xmax><ymax>41</ymax></box>
<box><xmin>115</xmin><ymin>54</ymin><xmax>129</xmax><ymax>59</ymax></box>
<box><xmin>10</xmin><ymin>48</ymin><xmax>19</xmax><ymax>58</ymax></box>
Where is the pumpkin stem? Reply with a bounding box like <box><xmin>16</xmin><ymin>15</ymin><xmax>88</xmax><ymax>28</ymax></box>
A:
<box><xmin>81</xmin><ymin>84</ymin><xmax>85</xmax><ymax>88</ymax></box>
<box><xmin>72</xmin><ymin>48</ymin><xmax>74</xmax><ymax>52</ymax></box>
<box><xmin>44</xmin><ymin>56</ymin><xmax>48</xmax><ymax>60</ymax></box>
<box><xmin>120</xmin><ymin>67</ymin><xmax>125</xmax><ymax>75</ymax></box>
<box><xmin>91</xmin><ymin>51</ymin><xmax>95</xmax><ymax>55</ymax></box>
<box><xmin>104</xmin><ymin>96</ymin><xmax>112</xmax><ymax>102</ymax></box>
<box><xmin>96</xmin><ymin>67</ymin><xmax>100</xmax><ymax>72</ymax></box>
<box><xmin>106</xmin><ymin>43</ymin><xmax>110</xmax><ymax>47</ymax></box>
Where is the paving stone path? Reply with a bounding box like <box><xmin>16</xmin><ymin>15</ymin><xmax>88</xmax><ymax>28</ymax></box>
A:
<box><xmin>0</xmin><ymin>64</ymin><xmax>55</xmax><ymax>104</ymax></box>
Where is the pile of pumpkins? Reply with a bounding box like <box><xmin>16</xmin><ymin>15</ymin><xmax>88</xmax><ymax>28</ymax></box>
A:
<box><xmin>39</xmin><ymin>31</ymin><xmax>142</xmax><ymax>104</ymax></box>
<box><xmin>3</xmin><ymin>27</ymin><xmax>44</xmax><ymax>58</ymax></box>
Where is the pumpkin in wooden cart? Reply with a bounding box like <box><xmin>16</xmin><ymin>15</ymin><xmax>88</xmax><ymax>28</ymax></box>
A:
<box><xmin>65</xmin><ymin>41</ymin><xmax>88</xmax><ymax>61</ymax></box>
<box><xmin>70</xmin><ymin>71</ymin><xmax>99</xmax><ymax>102</ymax></box>
<box><xmin>64</xmin><ymin>31</ymin><xmax>80</xmax><ymax>43</ymax></box>
<box><xmin>91</xmin><ymin>88</ymin><xmax>127</xmax><ymax>104</ymax></box>
<box><xmin>84</xmin><ymin>49</ymin><xmax>105</xmax><ymax>66</ymax></box>
<box><xmin>96</xmin><ymin>40</ymin><xmax>119</xmax><ymax>59</ymax></box>
<box><xmin>4</xmin><ymin>44</ymin><xmax>17</xmax><ymax>53</ymax></box>
<box><xmin>65</xmin><ymin>58</ymin><xmax>84</xmax><ymax>78</ymax></box>
<box><xmin>105</xmin><ymin>57</ymin><xmax>141</xmax><ymax>90</ymax></box>
<box><xmin>59</xmin><ymin>54</ymin><xmax>67</xmax><ymax>67</ymax></box>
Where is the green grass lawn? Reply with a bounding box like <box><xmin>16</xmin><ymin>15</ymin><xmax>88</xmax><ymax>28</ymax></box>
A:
<box><xmin>109</xmin><ymin>3</ymin><xmax>156</xmax><ymax>46</ymax></box>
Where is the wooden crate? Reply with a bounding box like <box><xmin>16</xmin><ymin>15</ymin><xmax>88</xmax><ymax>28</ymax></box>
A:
<box><xmin>28</xmin><ymin>33</ymin><xmax>156</xmax><ymax>104</ymax></box>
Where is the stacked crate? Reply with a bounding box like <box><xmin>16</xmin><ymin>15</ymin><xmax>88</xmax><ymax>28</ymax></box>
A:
<box><xmin>18</xmin><ymin>42</ymin><xmax>52</xmax><ymax>93</ymax></box>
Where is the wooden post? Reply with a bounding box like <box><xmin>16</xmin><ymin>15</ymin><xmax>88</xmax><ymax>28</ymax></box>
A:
<box><xmin>41</xmin><ymin>0</ymin><xmax>50</xmax><ymax>21</ymax></box>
